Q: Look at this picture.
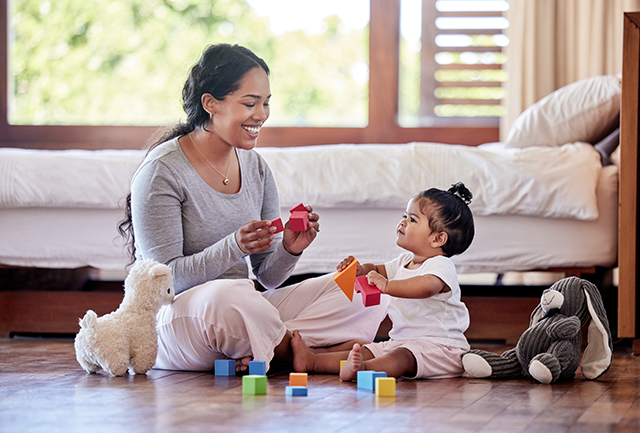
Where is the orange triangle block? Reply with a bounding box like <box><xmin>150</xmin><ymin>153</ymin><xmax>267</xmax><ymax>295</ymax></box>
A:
<box><xmin>333</xmin><ymin>259</ymin><xmax>358</xmax><ymax>301</ymax></box>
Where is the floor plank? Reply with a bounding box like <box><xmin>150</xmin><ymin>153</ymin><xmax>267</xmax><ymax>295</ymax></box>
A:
<box><xmin>0</xmin><ymin>338</ymin><xmax>638</xmax><ymax>433</ymax></box>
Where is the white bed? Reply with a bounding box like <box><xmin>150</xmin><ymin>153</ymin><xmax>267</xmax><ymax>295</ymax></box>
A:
<box><xmin>0</xmin><ymin>140</ymin><xmax>617</xmax><ymax>276</ymax></box>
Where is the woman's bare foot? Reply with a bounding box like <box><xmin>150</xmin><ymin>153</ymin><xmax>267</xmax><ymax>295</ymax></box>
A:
<box><xmin>290</xmin><ymin>330</ymin><xmax>316</xmax><ymax>373</ymax></box>
<box><xmin>339</xmin><ymin>343</ymin><xmax>365</xmax><ymax>381</ymax></box>
<box><xmin>235</xmin><ymin>356</ymin><xmax>252</xmax><ymax>373</ymax></box>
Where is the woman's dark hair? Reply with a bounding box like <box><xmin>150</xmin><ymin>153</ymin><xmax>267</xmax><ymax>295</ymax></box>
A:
<box><xmin>415</xmin><ymin>182</ymin><xmax>475</xmax><ymax>257</ymax></box>
<box><xmin>118</xmin><ymin>44</ymin><xmax>270</xmax><ymax>265</ymax></box>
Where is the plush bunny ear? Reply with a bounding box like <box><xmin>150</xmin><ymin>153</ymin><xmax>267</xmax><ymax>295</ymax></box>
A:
<box><xmin>580</xmin><ymin>280</ymin><xmax>613</xmax><ymax>380</ymax></box>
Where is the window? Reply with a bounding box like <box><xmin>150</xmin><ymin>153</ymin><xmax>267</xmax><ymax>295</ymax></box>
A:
<box><xmin>399</xmin><ymin>0</ymin><xmax>509</xmax><ymax>127</ymax></box>
<box><xmin>0</xmin><ymin>0</ymin><xmax>499</xmax><ymax>149</ymax></box>
<box><xmin>10</xmin><ymin>0</ymin><xmax>369</xmax><ymax>127</ymax></box>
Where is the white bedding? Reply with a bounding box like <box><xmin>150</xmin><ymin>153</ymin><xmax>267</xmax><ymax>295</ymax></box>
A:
<box><xmin>0</xmin><ymin>141</ymin><xmax>618</xmax><ymax>276</ymax></box>
<box><xmin>0</xmin><ymin>165</ymin><xmax>618</xmax><ymax>275</ymax></box>
<box><xmin>0</xmin><ymin>142</ymin><xmax>602</xmax><ymax>221</ymax></box>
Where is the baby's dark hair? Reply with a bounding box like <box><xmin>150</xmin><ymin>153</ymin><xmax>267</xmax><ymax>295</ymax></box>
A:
<box><xmin>415</xmin><ymin>182</ymin><xmax>475</xmax><ymax>257</ymax></box>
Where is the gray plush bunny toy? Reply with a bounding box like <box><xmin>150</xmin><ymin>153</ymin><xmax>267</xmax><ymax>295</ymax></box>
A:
<box><xmin>462</xmin><ymin>277</ymin><xmax>613</xmax><ymax>384</ymax></box>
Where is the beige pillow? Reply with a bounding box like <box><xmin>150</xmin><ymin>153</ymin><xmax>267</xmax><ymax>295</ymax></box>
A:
<box><xmin>505</xmin><ymin>75</ymin><xmax>621</xmax><ymax>148</ymax></box>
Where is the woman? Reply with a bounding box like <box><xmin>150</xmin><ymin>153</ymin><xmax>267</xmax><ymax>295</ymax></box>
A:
<box><xmin>119</xmin><ymin>44</ymin><xmax>388</xmax><ymax>372</ymax></box>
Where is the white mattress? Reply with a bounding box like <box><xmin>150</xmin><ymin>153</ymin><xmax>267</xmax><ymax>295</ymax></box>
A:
<box><xmin>0</xmin><ymin>165</ymin><xmax>618</xmax><ymax>276</ymax></box>
<box><xmin>1</xmin><ymin>142</ymin><xmax>603</xmax><ymax>220</ymax></box>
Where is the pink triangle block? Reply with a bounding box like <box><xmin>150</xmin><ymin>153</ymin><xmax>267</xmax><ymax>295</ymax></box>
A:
<box><xmin>289</xmin><ymin>203</ymin><xmax>307</xmax><ymax>213</ymax></box>
<box><xmin>355</xmin><ymin>275</ymin><xmax>381</xmax><ymax>307</ymax></box>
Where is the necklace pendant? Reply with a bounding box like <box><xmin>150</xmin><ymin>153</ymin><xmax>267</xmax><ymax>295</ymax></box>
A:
<box><xmin>223</xmin><ymin>178</ymin><xmax>230</xmax><ymax>185</ymax></box>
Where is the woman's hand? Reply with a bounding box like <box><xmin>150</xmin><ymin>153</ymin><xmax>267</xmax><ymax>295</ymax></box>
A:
<box><xmin>235</xmin><ymin>220</ymin><xmax>277</xmax><ymax>255</ymax></box>
<box><xmin>336</xmin><ymin>255</ymin><xmax>363</xmax><ymax>275</ymax></box>
<box><xmin>282</xmin><ymin>205</ymin><xmax>320</xmax><ymax>255</ymax></box>
<box><xmin>367</xmin><ymin>271</ymin><xmax>389</xmax><ymax>294</ymax></box>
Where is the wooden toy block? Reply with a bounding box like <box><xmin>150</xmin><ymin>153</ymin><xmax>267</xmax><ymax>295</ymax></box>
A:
<box><xmin>285</xmin><ymin>386</ymin><xmax>308</xmax><ymax>396</ymax></box>
<box><xmin>289</xmin><ymin>372</ymin><xmax>308</xmax><ymax>387</ymax></box>
<box><xmin>270</xmin><ymin>217</ymin><xmax>284</xmax><ymax>234</ymax></box>
<box><xmin>248</xmin><ymin>360</ymin><xmax>267</xmax><ymax>376</ymax></box>
<box><xmin>375</xmin><ymin>377</ymin><xmax>396</xmax><ymax>397</ymax></box>
<box><xmin>339</xmin><ymin>360</ymin><xmax>356</xmax><ymax>382</ymax></box>
<box><xmin>333</xmin><ymin>258</ymin><xmax>358</xmax><ymax>301</ymax></box>
<box><xmin>289</xmin><ymin>203</ymin><xmax>306</xmax><ymax>213</ymax></box>
<box><xmin>357</xmin><ymin>370</ymin><xmax>387</xmax><ymax>391</ymax></box>
<box><xmin>289</xmin><ymin>211</ymin><xmax>309</xmax><ymax>231</ymax></box>
<box><xmin>355</xmin><ymin>275</ymin><xmax>381</xmax><ymax>307</ymax></box>
<box><xmin>242</xmin><ymin>375</ymin><xmax>267</xmax><ymax>395</ymax></box>
<box><xmin>214</xmin><ymin>359</ymin><xmax>235</xmax><ymax>376</ymax></box>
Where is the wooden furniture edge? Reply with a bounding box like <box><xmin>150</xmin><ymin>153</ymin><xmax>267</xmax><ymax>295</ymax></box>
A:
<box><xmin>619</xmin><ymin>12</ymin><xmax>640</xmax><ymax>341</ymax></box>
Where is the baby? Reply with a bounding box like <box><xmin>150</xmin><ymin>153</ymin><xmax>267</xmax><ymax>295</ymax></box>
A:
<box><xmin>291</xmin><ymin>182</ymin><xmax>475</xmax><ymax>380</ymax></box>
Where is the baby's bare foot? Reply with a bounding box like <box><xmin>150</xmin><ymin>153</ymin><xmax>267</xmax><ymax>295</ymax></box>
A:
<box><xmin>291</xmin><ymin>330</ymin><xmax>315</xmax><ymax>372</ymax></box>
<box><xmin>339</xmin><ymin>343</ymin><xmax>365</xmax><ymax>381</ymax></box>
<box><xmin>235</xmin><ymin>356</ymin><xmax>251</xmax><ymax>372</ymax></box>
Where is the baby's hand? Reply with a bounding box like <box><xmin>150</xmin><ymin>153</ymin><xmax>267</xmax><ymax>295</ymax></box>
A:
<box><xmin>367</xmin><ymin>271</ymin><xmax>388</xmax><ymax>293</ymax></box>
<box><xmin>336</xmin><ymin>256</ymin><xmax>361</xmax><ymax>274</ymax></box>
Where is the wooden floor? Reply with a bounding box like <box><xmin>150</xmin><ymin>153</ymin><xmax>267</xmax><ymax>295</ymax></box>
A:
<box><xmin>1</xmin><ymin>338</ymin><xmax>639</xmax><ymax>433</ymax></box>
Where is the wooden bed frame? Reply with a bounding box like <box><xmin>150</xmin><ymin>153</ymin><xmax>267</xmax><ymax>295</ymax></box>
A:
<box><xmin>618</xmin><ymin>12</ymin><xmax>640</xmax><ymax>352</ymax></box>
<box><xmin>1</xmin><ymin>13</ymin><xmax>639</xmax><ymax>350</ymax></box>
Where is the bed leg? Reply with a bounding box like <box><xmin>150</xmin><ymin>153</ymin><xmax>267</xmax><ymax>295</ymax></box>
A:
<box><xmin>632</xmin><ymin>339</ymin><xmax>640</xmax><ymax>356</ymax></box>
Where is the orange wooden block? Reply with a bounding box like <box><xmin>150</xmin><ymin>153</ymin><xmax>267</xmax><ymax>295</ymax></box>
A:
<box><xmin>289</xmin><ymin>372</ymin><xmax>308</xmax><ymax>387</ymax></box>
<box><xmin>333</xmin><ymin>259</ymin><xmax>358</xmax><ymax>301</ymax></box>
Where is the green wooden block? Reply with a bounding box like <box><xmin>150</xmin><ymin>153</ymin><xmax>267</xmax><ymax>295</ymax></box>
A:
<box><xmin>242</xmin><ymin>375</ymin><xmax>267</xmax><ymax>395</ymax></box>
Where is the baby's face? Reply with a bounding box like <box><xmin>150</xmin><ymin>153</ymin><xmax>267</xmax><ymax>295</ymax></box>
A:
<box><xmin>396</xmin><ymin>197</ymin><xmax>436</xmax><ymax>252</ymax></box>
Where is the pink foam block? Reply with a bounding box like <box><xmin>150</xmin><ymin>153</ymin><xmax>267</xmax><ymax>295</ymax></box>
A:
<box><xmin>355</xmin><ymin>275</ymin><xmax>381</xmax><ymax>307</ymax></box>
<box><xmin>289</xmin><ymin>203</ymin><xmax>307</xmax><ymax>213</ymax></box>
<box><xmin>289</xmin><ymin>211</ymin><xmax>309</xmax><ymax>232</ymax></box>
<box><xmin>270</xmin><ymin>218</ymin><xmax>284</xmax><ymax>234</ymax></box>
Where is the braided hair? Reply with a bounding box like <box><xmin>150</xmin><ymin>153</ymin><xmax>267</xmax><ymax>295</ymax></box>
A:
<box><xmin>415</xmin><ymin>182</ymin><xmax>475</xmax><ymax>257</ymax></box>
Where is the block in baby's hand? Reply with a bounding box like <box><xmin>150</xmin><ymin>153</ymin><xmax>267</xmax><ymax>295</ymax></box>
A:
<box><xmin>289</xmin><ymin>211</ymin><xmax>309</xmax><ymax>232</ymax></box>
<box><xmin>333</xmin><ymin>258</ymin><xmax>358</xmax><ymax>301</ymax></box>
<box><xmin>270</xmin><ymin>217</ymin><xmax>284</xmax><ymax>234</ymax></box>
<box><xmin>355</xmin><ymin>275</ymin><xmax>381</xmax><ymax>307</ymax></box>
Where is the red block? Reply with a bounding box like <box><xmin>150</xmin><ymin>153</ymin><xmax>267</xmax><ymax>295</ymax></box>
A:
<box><xmin>355</xmin><ymin>275</ymin><xmax>381</xmax><ymax>307</ymax></box>
<box><xmin>270</xmin><ymin>218</ymin><xmax>284</xmax><ymax>234</ymax></box>
<box><xmin>289</xmin><ymin>211</ymin><xmax>309</xmax><ymax>232</ymax></box>
<box><xmin>289</xmin><ymin>203</ymin><xmax>307</xmax><ymax>213</ymax></box>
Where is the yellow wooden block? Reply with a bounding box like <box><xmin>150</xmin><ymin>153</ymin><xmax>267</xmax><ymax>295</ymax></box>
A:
<box><xmin>333</xmin><ymin>258</ymin><xmax>358</xmax><ymax>301</ymax></box>
<box><xmin>289</xmin><ymin>372</ymin><xmax>308</xmax><ymax>387</ymax></box>
<box><xmin>375</xmin><ymin>377</ymin><xmax>396</xmax><ymax>397</ymax></box>
<box><xmin>339</xmin><ymin>360</ymin><xmax>356</xmax><ymax>382</ymax></box>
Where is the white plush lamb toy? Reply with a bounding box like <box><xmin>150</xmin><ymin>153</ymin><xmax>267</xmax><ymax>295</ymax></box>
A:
<box><xmin>74</xmin><ymin>259</ymin><xmax>174</xmax><ymax>377</ymax></box>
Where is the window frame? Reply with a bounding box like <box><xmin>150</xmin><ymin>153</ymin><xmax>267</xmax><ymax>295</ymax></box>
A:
<box><xmin>0</xmin><ymin>0</ymin><xmax>498</xmax><ymax>150</ymax></box>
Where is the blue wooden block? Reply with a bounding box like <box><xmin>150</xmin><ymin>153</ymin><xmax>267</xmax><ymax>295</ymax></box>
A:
<box><xmin>214</xmin><ymin>359</ymin><xmax>235</xmax><ymax>376</ymax></box>
<box><xmin>285</xmin><ymin>386</ymin><xmax>308</xmax><ymax>396</ymax></box>
<box><xmin>357</xmin><ymin>371</ymin><xmax>387</xmax><ymax>390</ymax></box>
<box><xmin>248</xmin><ymin>360</ymin><xmax>267</xmax><ymax>376</ymax></box>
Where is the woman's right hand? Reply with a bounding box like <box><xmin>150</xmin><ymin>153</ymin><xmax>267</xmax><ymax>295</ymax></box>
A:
<box><xmin>336</xmin><ymin>255</ymin><xmax>363</xmax><ymax>275</ymax></box>
<box><xmin>235</xmin><ymin>220</ymin><xmax>277</xmax><ymax>255</ymax></box>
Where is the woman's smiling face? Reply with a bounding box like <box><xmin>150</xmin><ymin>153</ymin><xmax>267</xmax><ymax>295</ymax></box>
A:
<box><xmin>209</xmin><ymin>66</ymin><xmax>271</xmax><ymax>150</ymax></box>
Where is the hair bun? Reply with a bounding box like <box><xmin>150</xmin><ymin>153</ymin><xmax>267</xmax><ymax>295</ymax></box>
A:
<box><xmin>448</xmin><ymin>182</ymin><xmax>472</xmax><ymax>205</ymax></box>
